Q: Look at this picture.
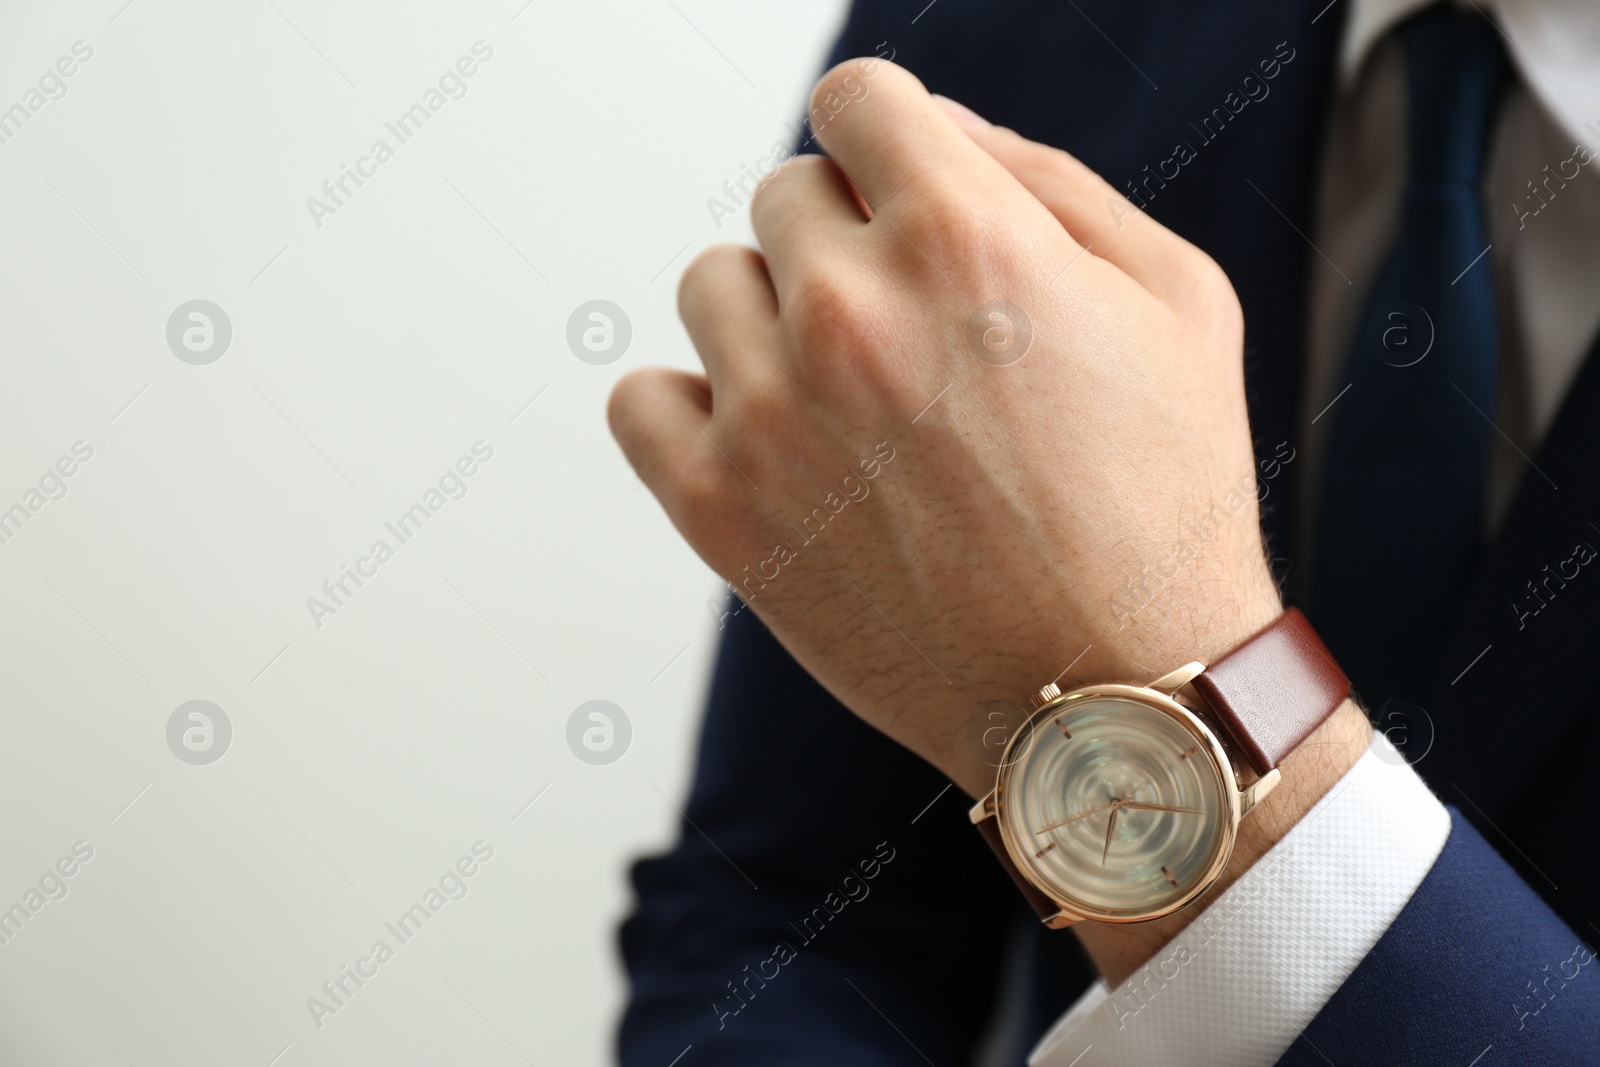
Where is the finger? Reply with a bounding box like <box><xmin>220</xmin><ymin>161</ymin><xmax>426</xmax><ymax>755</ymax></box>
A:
<box><xmin>750</xmin><ymin>154</ymin><xmax>865</xmax><ymax>300</ymax></box>
<box><xmin>935</xmin><ymin>96</ymin><xmax>1212</xmax><ymax>301</ymax></box>
<box><xmin>607</xmin><ymin>366</ymin><xmax>716</xmax><ymax>507</ymax></box>
<box><xmin>807</xmin><ymin>58</ymin><xmax>1048</xmax><ymax>228</ymax></box>
<box><xmin>677</xmin><ymin>243</ymin><xmax>781</xmax><ymax>389</ymax></box>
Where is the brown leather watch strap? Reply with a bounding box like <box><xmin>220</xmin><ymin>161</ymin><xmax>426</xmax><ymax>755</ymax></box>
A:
<box><xmin>1190</xmin><ymin>607</ymin><xmax>1349</xmax><ymax>777</ymax></box>
<box><xmin>975</xmin><ymin>812</ymin><xmax>1059</xmax><ymax>921</ymax></box>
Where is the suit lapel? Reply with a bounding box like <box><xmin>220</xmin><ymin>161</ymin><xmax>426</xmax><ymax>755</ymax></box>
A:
<box><xmin>1421</xmin><ymin>329</ymin><xmax>1600</xmax><ymax>816</ymax></box>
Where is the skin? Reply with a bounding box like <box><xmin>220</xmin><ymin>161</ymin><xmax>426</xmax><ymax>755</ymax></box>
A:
<box><xmin>608</xmin><ymin>58</ymin><xmax>1370</xmax><ymax>987</ymax></box>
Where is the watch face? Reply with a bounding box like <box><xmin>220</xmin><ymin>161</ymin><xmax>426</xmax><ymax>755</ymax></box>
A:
<box><xmin>999</xmin><ymin>691</ymin><xmax>1234</xmax><ymax>920</ymax></box>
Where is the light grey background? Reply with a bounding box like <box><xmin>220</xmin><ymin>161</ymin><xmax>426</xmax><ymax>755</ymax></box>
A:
<box><xmin>0</xmin><ymin>1</ymin><xmax>847</xmax><ymax>1063</ymax></box>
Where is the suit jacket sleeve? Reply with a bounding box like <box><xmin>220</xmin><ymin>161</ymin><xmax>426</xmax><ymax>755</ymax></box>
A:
<box><xmin>1275</xmin><ymin>808</ymin><xmax>1600</xmax><ymax>1066</ymax></box>
<box><xmin>616</xmin><ymin>601</ymin><xmax>1094</xmax><ymax>1066</ymax></box>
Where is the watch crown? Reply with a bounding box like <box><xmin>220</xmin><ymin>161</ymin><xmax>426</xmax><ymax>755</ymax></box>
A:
<box><xmin>1030</xmin><ymin>682</ymin><xmax>1063</xmax><ymax>710</ymax></box>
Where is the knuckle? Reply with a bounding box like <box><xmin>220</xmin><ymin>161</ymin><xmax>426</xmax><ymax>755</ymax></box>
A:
<box><xmin>808</xmin><ymin>58</ymin><xmax>886</xmax><ymax>129</ymax></box>
<box><xmin>1022</xmin><ymin>141</ymin><xmax>1108</xmax><ymax>202</ymax></box>
<box><xmin>673</xmin><ymin>450</ymin><xmax>736</xmax><ymax>521</ymax></box>
<box><xmin>896</xmin><ymin>181</ymin><xmax>1008</xmax><ymax>267</ymax></box>
<box><xmin>750</xmin><ymin>153</ymin><xmax>823</xmax><ymax>219</ymax></box>
<box><xmin>671</xmin><ymin>462</ymin><xmax>750</xmax><ymax>564</ymax></box>
<box><xmin>677</xmin><ymin>243</ymin><xmax>746</xmax><ymax>322</ymax></box>
<box><xmin>785</xmin><ymin>273</ymin><xmax>921</xmax><ymax>406</ymax></box>
<box><xmin>605</xmin><ymin>368</ymin><xmax>652</xmax><ymax>446</ymax></box>
<box><xmin>722</xmin><ymin>384</ymin><xmax>786</xmax><ymax>454</ymax></box>
<box><xmin>787</xmin><ymin>272</ymin><xmax>885</xmax><ymax>367</ymax></box>
<box><xmin>761</xmin><ymin>149</ymin><xmax>823</xmax><ymax>186</ymax></box>
<box><xmin>1182</xmin><ymin>251</ymin><xmax>1243</xmax><ymax>333</ymax></box>
<box><xmin>746</xmin><ymin>159</ymin><xmax>793</xmax><ymax>220</ymax></box>
<box><xmin>609</xmin><ymin>371</ymin><xmax>737</xmax><ymax>530</ymax></box>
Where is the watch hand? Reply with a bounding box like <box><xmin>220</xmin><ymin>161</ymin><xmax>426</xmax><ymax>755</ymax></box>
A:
<box><xmin>1101</xmin><ymin>805</ymin><xmax>1120</xmax><ymax>866</ymax></box>
<box><xmin>1035</xmin><ymin>801</ymin><xmax>1115</xmax><ymax>834</ymax></box>
<box><xmin>1118</xmin><ymin>801</ymin><xmax>1203</xmax><ymax>815</ymax></box>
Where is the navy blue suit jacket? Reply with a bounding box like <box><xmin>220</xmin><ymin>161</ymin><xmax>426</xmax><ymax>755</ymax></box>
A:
<box><xmin>620</xmin><ymin>1</ymin><xmax>1600</xmax><ymax>1062</ymax></box>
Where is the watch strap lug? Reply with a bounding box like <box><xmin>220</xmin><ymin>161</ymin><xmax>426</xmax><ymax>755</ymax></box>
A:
<box><xmin>1239</xmin><ymin>767</ymin><xmax>1282</xmax><ymax>817</ymax></box>
<box><xmin>1148</xmin><ymin>660</ymin><xmax>1206</xmax><ymax>693</ymax></box>
<box><xmin>972</xmin><ymin>804</ymin><xmax>1074</xmax><ymax>926</ymax></box>
<box><xmin>1191</xmin><ymin>608</ymin><xmax>1349</xmax><ymax>776</ymax></box>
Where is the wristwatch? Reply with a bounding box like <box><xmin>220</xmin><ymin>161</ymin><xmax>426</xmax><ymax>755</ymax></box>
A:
<box><xmin>969</xmin><ymin>608</ymin><xmax>1348</xmax><ymax>927</ymax></box>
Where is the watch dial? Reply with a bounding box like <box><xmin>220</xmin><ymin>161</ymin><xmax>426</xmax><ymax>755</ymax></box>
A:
<box><xmin>1002</xmin><ymin>695</ymin><xmax>1231</xmax><ymax>917</ymax></box>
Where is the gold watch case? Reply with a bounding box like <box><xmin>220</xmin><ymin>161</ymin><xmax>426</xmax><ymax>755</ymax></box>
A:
<box><xmin>969</xmin><ymin>663</ymin><xmax>1281</xmax><ymax>928</ymax></box>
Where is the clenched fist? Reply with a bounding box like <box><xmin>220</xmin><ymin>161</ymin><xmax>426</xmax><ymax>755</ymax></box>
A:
<box><xmin>608</xmin><ymin>58</ymin><xmax>1284</xmax><ymax>801</ymax></box>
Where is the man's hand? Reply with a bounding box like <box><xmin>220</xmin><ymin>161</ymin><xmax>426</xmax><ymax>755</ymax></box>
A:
<box><xmin>610</xmin><ymin>58</ymin><xmax>1285</xmax><ymax>800</ymax></box>
<box><xmin>611</xmin><ymin>57</ymin><xmax>1375</xmax><ymax>985</ymax></box>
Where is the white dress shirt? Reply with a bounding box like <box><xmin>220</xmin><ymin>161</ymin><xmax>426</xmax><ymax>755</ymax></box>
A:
<box><xmin>1034</xmin><ymin>1</ymin><xmax>1600</xmax><ymax>1063</ymax></box>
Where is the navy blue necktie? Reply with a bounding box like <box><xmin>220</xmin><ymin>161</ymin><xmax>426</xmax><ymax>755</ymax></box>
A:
<box><xmin>1311</xmin><ymin>4</ymin><xmax>1510</xmax><ymax>707</ymax></box>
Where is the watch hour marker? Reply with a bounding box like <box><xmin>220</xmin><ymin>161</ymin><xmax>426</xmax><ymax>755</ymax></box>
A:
<box><xmin>1161</xmin><ymin>865</ymin><xmax>1179</xmax><ymax>887</ymax></box>
<box><xmin>1179</xmin><ymin>744</ymin><xmax>1198</xmax><ymax>760</ymax></box>
<box><xmin>1035</xmin><ymin>842</ymin><xmax>1057</xmax><ymax>858</ymax></box>
<box><xmin>1056</xmin><ymin>718</ymin><xmax>1071</xmax><ymax>739</ymax></box>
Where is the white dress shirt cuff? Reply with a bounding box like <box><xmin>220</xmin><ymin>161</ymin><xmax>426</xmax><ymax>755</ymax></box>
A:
<box><xmin>1028</xmin><ymin>735</ymin><xmax>1451</xmax><ymax>1067</ymax></box>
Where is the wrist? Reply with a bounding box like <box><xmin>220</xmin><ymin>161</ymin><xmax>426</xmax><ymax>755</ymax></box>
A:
<box><xmin>1099</xmin><ymin>562</ymin><xmax>1285</xmax><ymax>682</ymax></box>
<box><xmin>950</xmin><ymin>574</ymin><xmax>1284</xmax><ymax>800</ymax></box>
